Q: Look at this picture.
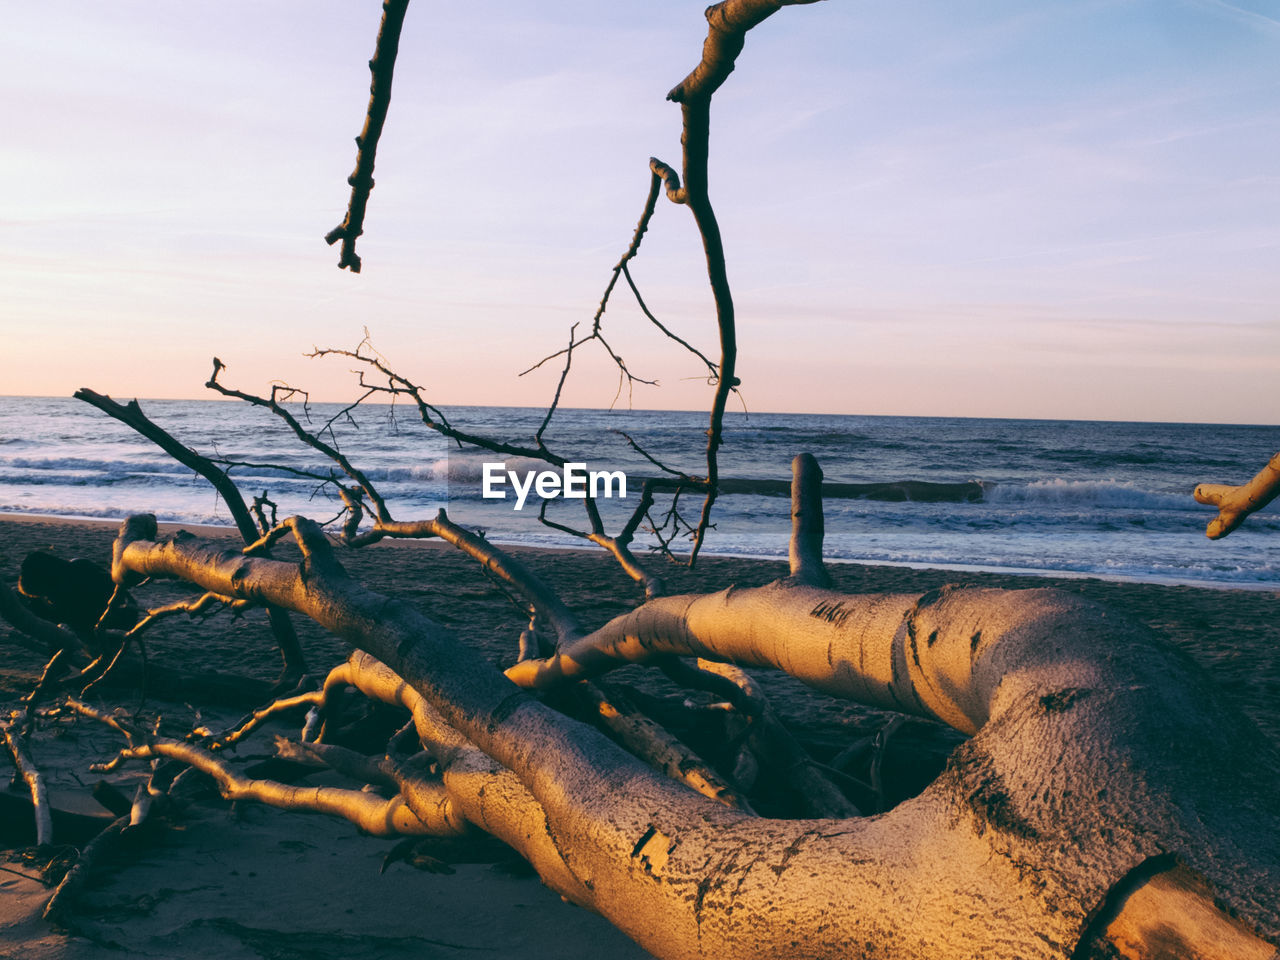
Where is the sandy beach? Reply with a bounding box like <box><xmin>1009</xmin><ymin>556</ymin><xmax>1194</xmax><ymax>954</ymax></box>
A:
<box><xmin>2</xmin><ymin>513</ymin><xmax>1278</xmax><ymax>958</ymax></box>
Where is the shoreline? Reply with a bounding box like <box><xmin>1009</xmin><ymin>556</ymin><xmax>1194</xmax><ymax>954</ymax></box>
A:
<box><xmin>1</xmin><ymin>509</ymin><xmax>1273</xmax><ymax>593</ymax></box>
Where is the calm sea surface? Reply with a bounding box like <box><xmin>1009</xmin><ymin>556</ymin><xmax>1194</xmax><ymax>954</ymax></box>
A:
<box><xmin>2</xmin><ymin>396</ymin><xmax>1277</xmax><ymax>589</ymax></box>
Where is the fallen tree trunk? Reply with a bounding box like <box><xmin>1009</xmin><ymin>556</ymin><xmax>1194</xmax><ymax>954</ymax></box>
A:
<box><xmin>108</xmin><ymin>515</ymin><xmax>1280</xmax><ymax>960</ymax></box>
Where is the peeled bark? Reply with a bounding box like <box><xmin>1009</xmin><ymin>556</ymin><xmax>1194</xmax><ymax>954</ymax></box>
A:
<box><xmin>107</xmin><ymin>514</ymin><xmax>1280</xmax><ymax>959</ymax></box>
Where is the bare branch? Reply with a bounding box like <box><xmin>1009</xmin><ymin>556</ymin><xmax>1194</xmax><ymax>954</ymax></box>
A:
<box><xmin>534</xmin><ymin>323</ymin><xmax>579</xmax><ymax>446</ymax></box>
<box><xmin>324</xmin><ymin>0</ymin><xmax>412</xmax><ymax>272</ymax></box>
<box><xmin>1194</xmin><ymin>451</ymin><xmax>1280</xmax><ymax>539</ymax></box>
<box><xmin>75</xmin><ymin>387</ymin><xmax>307</xmax><ymax>678</ymax></box>
<box><xmin>615</xmin><ymin>431</ymin><xmax>702</xmax><ymax>482</ymax></box>
<box><xmin>113</xmin><ymin>737</ymin><xmax>462</xmax><ymax>838</ymax></box>
<box><xmin>649</xmin><ymin>157</ymin><xmax>684</xmax><ymax>204</ymax></box>
<box><xmin>22</xmin><ymin>650</ymin><xmax>71</xmax><ymax>714</ymax></box>
<box><xmin>206</xmin><ymin>359</ymin><xmax>394</xmax><ymax>524</ymax></box>
<box><xmin>43</xmin><ymin>815</ymin><xmax>131</xmax><ymax>925</ymax></box>
<box><xmin>213</xmin><ymin>690</ymin><xmax>325</xmax><ymax>751</ymax></box>
<box><xmin>521</xmin><ymin>166</ymin><xmax>721</xmax><ymax>406</ymax></box>
<box><xmin>78</xmin><ymin>389</ymin><xmax>264</xmax><ymax>547</ymax></box>
<box><xmin>695</xmin><ymin>660</ymin><xmax>860</xmax><ymax>818</ymax></box>
<box><xmin>251</xmin><ymin>491</ymin><xmax>278</xmax><ymax>536</ymax></box>
<box><xmin>666</xmin><ymin>0</ymin><xmax>826</xmax><ymax>104</ymax></box>
<box><xmin>275</xmin><ymin>736</ymin><xmax>395</xmax><ymax>786</ymax></box>
<box><xmin>586</xmin><ymin>532</ymin><xmax>666</xmax><ymax>601</ymax></box>
<box><xmin>1</xmin><ymin>710</ymin><xmax>52</xmax><ymax>845</ymax></box>
<box><xmin>311</xmin><ymin>343</ymin><xmax>566</xmax><ymax>466</ymax></box>
<box><xmin>647</xmin><ymin>2</ymin><xmax>826</xmax><ymax>565</ymax></box>
<box><xmin>301</xmin><ymin>338</ymin><xmax>689</xmax><ymax>596</ymax></box>
<box><xmin>63</xmin><ymin>697</ymin><xmax>139</xmax><ymax>743</ymax></box>
<box><xmin>129</xmin><ymin>591</ymin><xmax>251</xmax><ymax>637</ymax></box>
<box><xmin>621</xmin><ymin>262</ymin><xmax>720</xmax><ymax>379</ymax></box>
<box><xmin>520</xmin><ymin>170</ymin><xmax>665</xmax><ymax>380</ymax></box>
<box><xmin>675</xmin><ymin>92</ymin><xmax>734</xmax><ymax>567</ymax></box>
<box><xmin>580</xmin><ymin>682</ymin><xmax>751</xmax><ymax>811</ymax></box>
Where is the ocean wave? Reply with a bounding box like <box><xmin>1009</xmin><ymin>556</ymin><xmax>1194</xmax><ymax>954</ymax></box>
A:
<box><xmin>392</xmin><ymin>454</ymin><xmax>556</xmax><ymax>484</ymax></box>
<box><xmin>0</xmin><ymin>503</ymin><xmax>234</xmax><ymax>526</ymax></box>
<box><xmin>3</xmin><ymin>455</ymin><xmax>198</xmax><ymax>476</ymax></box>
<box><xmin>5</xmin><ymin>399</ymin><xmax>1278</xmax><ymax>590</ymax></box>
<box><xmin>2</xmin><ymin>454</ymin><xmax>441</xmax><ymax>487</ymax></box>
<box><xmin>984</xmin><ymin>479</ymin><xmax>1193</xmax><ymax>512</ymax></box>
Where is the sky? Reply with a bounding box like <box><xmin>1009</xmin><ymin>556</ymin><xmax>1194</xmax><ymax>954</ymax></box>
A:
<box><xmin>1</xmin><ymin>0</ymin><xmax>1277</xmax><ymax>423</ymax></box>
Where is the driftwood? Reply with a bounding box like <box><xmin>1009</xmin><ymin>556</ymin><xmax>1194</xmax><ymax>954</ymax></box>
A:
<box><xmin>1</xmin><ymin>708</ymin><xmax>52</xmax><ymax>847</ymax></box>
<box><xmin>41</xmin><ymin>815</ymin><xmax>130</xmax><ymax>927</ymax></box>
<box><xmin>103</xmin><ymin>508</ymin><xmax>1280</xmax><ymax>960</ymax></box>
<box><xmin>3</xmin><ymin>3</ymin><xmax>1276</xmax><ymax>957</ymax></box>
<box><xmin>1195</xmin><ymin>451</ymin><xmax>1280</xmax><ymax>539</ymax></box>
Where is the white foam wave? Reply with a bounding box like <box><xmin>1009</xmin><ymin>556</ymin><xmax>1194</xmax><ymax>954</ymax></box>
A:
<box><xmin>985</xmin><ymin>479</ymin><xmax>1191</xmax><ymax>511</ymax></box>
<box><xmin>2</xmin><ymin>455</ymin><xmax>196</xmax><ymax>477</ymax></box>
<box><xmin>364</xmin><ymin>454</ymin><xmax>557</xmax><ymax>485</ymax></box>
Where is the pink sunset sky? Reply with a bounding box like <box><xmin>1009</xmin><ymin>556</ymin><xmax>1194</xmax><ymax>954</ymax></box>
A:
<box><xmin>1</xmin><ymin>1</ymin><xmax>1277</xmax><ymax>422</ymax></box>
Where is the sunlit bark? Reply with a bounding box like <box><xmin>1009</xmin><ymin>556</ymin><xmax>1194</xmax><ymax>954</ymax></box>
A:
<box><xmin>1194</xmin><ymin>451</ymin><xmax>1280</xmax><ymax>539</ymax></box>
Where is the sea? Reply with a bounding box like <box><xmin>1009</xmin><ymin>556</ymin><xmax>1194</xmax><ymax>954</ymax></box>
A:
<box><xmin>2</xmin><ymin>396</ymin><xmax>1278</xmax><ymax>590</ymax></box>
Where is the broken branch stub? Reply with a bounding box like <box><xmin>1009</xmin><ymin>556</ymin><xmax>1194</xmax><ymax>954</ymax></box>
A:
<box><xmin>324</xmin><ymin>0</ymin><xmax>412</xmax><ymax>272</ymax></box>
<box><xmin>1194</xmin><ymin>450</ymin><xmax>1280</xmax><ymax>539</ymax></box>
<box><xmin>788</xmin><ymin>452</ymin><xmax>831</xmax><ymax>587</ymax></box>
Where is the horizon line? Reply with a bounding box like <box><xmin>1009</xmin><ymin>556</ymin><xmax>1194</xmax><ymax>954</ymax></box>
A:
<box><xmin>4</xmin><ymin>393</ymin><xmax>1278</xmax><ymax>430</ymax></box>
